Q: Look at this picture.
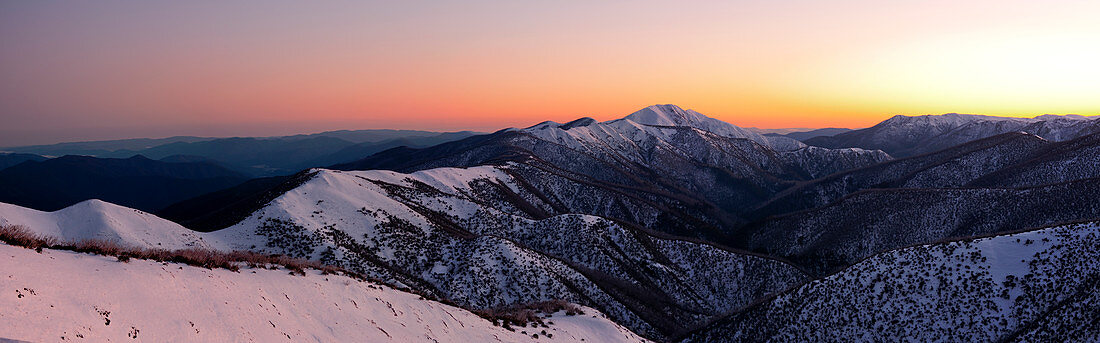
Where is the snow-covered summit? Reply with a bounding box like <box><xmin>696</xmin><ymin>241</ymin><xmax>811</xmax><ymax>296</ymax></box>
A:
<box><xmin>519</xmin><ymin>104</ymin><xmax>800</xmax><ymax>152</ymax></box>
<box><xmin>618</xmin><ymin>104</ymin><xmax>766</xmax><ymax>142</ymax></box>
<box><xmin>621</xmin><ymin>104</ymin><xmax>711</xmax><ymax>126</ymax></box>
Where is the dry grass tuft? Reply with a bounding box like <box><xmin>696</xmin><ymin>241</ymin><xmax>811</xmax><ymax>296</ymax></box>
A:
<box><xmin>0</xmin><ymin>224</ymin><xmax>355</xmax><ymax>277</ymax></box>
<box><xmin>73</xmin><ymin>239</ymin><xmax>127</xmax><ymax>256</ymax></box>
<box><xmin>0</xmin><ymin>224</ymin><xmax>57</xmax><ymax>252</ymax></box>
<box><xmin>475</xmin><ymin>299</ymin><xmax>585</xmax><ymax>330</ymax></box>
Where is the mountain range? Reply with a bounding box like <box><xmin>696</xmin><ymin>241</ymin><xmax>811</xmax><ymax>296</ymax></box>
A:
<box><xmin>1</xmin><ymin>129</ymin><xmax>480</xmax><ymax>177</ymax></box>
<box><xmin>0</xmin><ymin>155</ymin><xmax>250</xmax><ymax>212</ymax></box>
<box><xmin>0</xmin><ymin>152</ymin><xmax>47</xmax><ymax>170</ymax></box>
<box><xmin>2</xmin><ymin>105</ymin><xmax>1098</xmax><ymax>342</ymax></box>
<box><xmin>803</xmin><ymin>112</ymin><xmax>1100</xmax><ymax>157</ymax></box>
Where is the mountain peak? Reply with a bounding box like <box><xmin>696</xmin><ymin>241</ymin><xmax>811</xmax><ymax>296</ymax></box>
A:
<box><xmin>615</xmin><ymin>104</ymin><xmax>776</xmax><ymax>145</ymax></box>
<box><xmin>622</xmin><ymin>104</ymin><xmax>707</xmax><ymax>127</ymax></box>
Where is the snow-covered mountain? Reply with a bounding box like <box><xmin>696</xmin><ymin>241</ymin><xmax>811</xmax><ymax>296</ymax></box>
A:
<box><xmin>0</xmin><ymin>199</ymin><xmax>210</xmax><ymax>249</ymax></box>
<box><xmin>619</xmin><ymin>104</ymin><xmax>775</xmax><ymax>145</ymax></box>
<box><xmin>199</xmin><ymin>166</ymin><xmax>809</xmax><ymax>339</ymax></box>
<box><xmin>685</xmin><ymin>221</ymin><xmax>1100</xmax><ymax>342</ymax></box>
<box><xmin>333</xmin><ymin>105</ymin><xmax>889</xmax><ymax>243</ymax></box>
<box><xmin>805</xmin><ymin>112</ymin><xmax>1100</xmax><ymax>157</ymax></box>
<box><xmin>0</xmin><ymin>243</ymin><xmax>647</xmax><ymax>342</ymax></box>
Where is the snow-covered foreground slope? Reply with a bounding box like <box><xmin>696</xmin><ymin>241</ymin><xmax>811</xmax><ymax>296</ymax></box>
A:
<box><xmin>0</xmin><ymin>243</ymin><xmax>648</xmax><ymax>343</ymax></box>
<box><xmin>685</xmin><ymin>222</ymin><xmax>1100</xmax><ymax>342</ymax></box>
<box><xmin>0</xmin><ymin>199</ymin><xmax>210</xmax><ymax>249</ymax></box>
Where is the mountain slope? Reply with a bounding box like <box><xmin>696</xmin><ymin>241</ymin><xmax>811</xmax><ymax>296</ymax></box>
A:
<box><xmin>0</xmin><ymin>243</ymin><xmax>647</xmax><ymax>342</ymax></box>
<box><xmin>736</xmin><ymin>177</ymin><xmax>1100</xmax><ymax>275</ymax></box>
<box><xmin>968</xmin><ymin>131</ymin><xmax>1100</xmax><ymax>188</ymax></box>
<box><xmin>749</xmin><ymin>132</ymin><xmax>1050</xmax><ymax>221</ymax></box>
<box><xmin>202</xmin><ymin>167</ymin><xmax>809</xmax><ymax>339</ymax></box>
<box><xmin>684</xmin><ymin>221</ymin><xmax>1100</xmax><ymax>342</ymax></box>
<box><xmin>0</xmin><ymin>155</ymin><xmax>249</xmax><ymax>212</ymax></box>
<box><xmin>155</xmin><ymin>174</ymin><xmax>303</xmax><ymax>232</ymax></box>
<box><xmin>805</xmin><ymin>113</ymin><xmax>1099</xmax><ymax>157</ymax></box>
<box><xmin>732</xmin><ymin>131</ymin><xmax>1100</xmax><ymax>276</ymax></box>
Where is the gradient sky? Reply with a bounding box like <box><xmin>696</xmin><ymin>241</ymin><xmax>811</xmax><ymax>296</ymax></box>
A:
<box><xmin>2</xmin><ymin>1</ymin><xmax>1098</xmax><ymax>146</ymax></box>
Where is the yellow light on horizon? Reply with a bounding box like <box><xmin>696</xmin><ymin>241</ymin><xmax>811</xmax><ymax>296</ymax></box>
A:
<box><xmin>783</xmin><ymin>29</ymin><xmax>1100</xmax><ymax>118</ymax></box>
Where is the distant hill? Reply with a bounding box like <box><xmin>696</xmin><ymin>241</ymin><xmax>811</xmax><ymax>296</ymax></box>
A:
<box><xmin>0</xmin><ymin>155</ymin><xmax>249</xmax><ymax>212</ymax></box>
<box><xmin>0</xmin><ymin>153</ymin><xmax>47</xmax><ymax>171</ymax></box>
<box><xmin>763</xmin><ymin>127</ymin><xmax>852</xmax><ymax>141</ymax></box>
<box><xmin>2</xmin><ymin>136</ymin><xmax>214</xmax><ymax>157</ymax></box>
<box><xmin>279</xmin><ymin>129</ymin><xmax>480</xmax><ymax>143</ymax></box>
<box><xmin>108</xmin><ymin>136</ymin><xmax>357</xmax><ymax>176</ymax></box>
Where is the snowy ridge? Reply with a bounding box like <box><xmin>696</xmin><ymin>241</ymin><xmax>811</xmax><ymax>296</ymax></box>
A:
<box><xmin>0</xmin><ymin>243</ymin><xmax>648</xmax><ymax>342</ymax></box>
<box><xmin>686</xmin><ymin>221</ymin><xmax>1100</xmax><ymax>342</ymax></box>
<box><xmin>0</xmin><ymin>199</ymin><xmax>210</xmax><ymax>249</ymax></box>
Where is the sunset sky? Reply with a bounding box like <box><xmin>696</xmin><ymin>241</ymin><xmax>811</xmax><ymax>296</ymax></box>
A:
<box><xmin>2</xmin><ymin>0</ymin><xmax>1098</xmax><ymax>145</ymax></box>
